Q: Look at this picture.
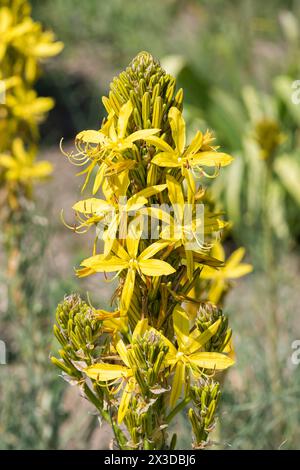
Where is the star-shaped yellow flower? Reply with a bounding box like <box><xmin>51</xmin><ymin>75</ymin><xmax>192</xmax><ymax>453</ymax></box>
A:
<box><xmin>201</xmin><ymin>242</ymin><xmax>253</xmax><ymax>304</ymax></box>
<box><xmin>0</xmin><ymin>138</ymin><xmax>52</xmax><ymax>184</ymax></box>
<box><xmin>78</xmin><ymin>232</ymin><xmax>175</xmax><ymax>315</ymax></box>
<box><xmin>147</xmin><ymin>107</ymin><xmax>233</xmax><ymax>198</ymax></box>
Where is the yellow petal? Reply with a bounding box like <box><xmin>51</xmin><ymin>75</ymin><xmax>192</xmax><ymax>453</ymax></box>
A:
<box><xmin>148</xmin><ymin>328</ymin><xmax>177</xmax><ymax>359</ymax></box>
<box><xmin>188</xmin><ymin>352</ymin><xmax>234</xmax><ymax>370</ymax></box>
<box><xmin>26</xmin><ymin>161</ymin><xmax>53</xmax><ymax>179</ymax></box>
<box><xmin>116</xmin><ymin>340</ymin><xmax>130</xmax><ymax>367</ymax></box>
<box><xmin>81</xmin><ymin>254</ymin><xmax>128</xmax><ymax>272</ymax></box>
<box><xmin>0</xmin><ymin>154</ymin><xmax>14</xmax><ymax>168</ymax></box>
<box><xmin>190</xmin><ymin>151</ymin><xmax>233</xmax><ymax>167</ymax></box>
<box><xmin>169</xmin><ymin>361</ymin><xmax>186</xmax><ymax>408</ymax></box>
<box><xmin>223</xmin><ymin>337</ymin><xmax>236</xmax><ymax>361</ymax></box>
<box><xmin>133</xmin><ymin>318</ymin><xmax>149</xmax><ymax>339</ymax></box>
<box><xmin>0</xmin><ymin>7</ymin><xmax>12</xmax><ymax>33</ymax></box>
<box><xmin>118</xmin><ymin>378</ymin><xmax>135</xmax><ymax>424</ymax></box>
<box><xmin>126</xmin><ymin>225</ymin><xmax>142</xmax><ymax>259</ymax></box>
<box><xmin>126</xmin><ymin>128</ymin><xmax>160</xmax><ymax>143</ymax></box>
<box><xmin>139</xmin><ymin>259</ymin><xmax>175</xmax><ymax>276</ymax></box>
<box><xmin>120</xmin><ymin>268</ymin><xmax>136</xmax><ymax>315</ymax></box>
<box><xmin>103</xmin><ymin>216</ymin><xmax>119</xmax><ymax>257</ymax></box>
<box><xmin>76</xmin><ymin>130</ymin><xmax>105</xmax><ymax>144</ymax></box>
<box><xmin>139</xmin><ymin>240</ymin><xmax>170</xmax><ymax>261</ymax></box>
<box><xmin>132</xmin><ymin>183</ymin><xmax>167</xmax><ymax>200</ymax></box>
<box><xmin>189</xmin><ymin>319</ymin><xmax>221</xmax><ymax>353</ymax></box>
<box><xmin>31</xmin><ymin>41</ymin><xmax>64</xmax><ymax>58</ymax></box>
<box><xmin>138</xmin><ymin>207</ymin><xmax>172</xmax><ymax>225</ymax></box>
<box><xmin>200</xmin><ymin>265</ymin><xmax>218</xmax><ymax>280</ymax></box>
<box><xmin>152</xmin><ymin>152</ymin><xmax>180</xmax><ymax>168</ymax></box>
<box><xmin>80</xmin><ymin>161</ymin><xmax>97</xmax><ymax>193</ymax></box>
<box><xmin>111</xmin><ymin>240</ymin><xmax>130</xmax><ymax>261</ymax></box>
<box><xmin>93</xmin><ymin>162</ymin><xmax>107</xmax><ymax>194</ymax></box>
<box><xmin>173</xmin><ymin>305</ymin><xmax>190</xmax><ymax>349</ymax></box>
<box><xmin>117</xmin><ymin>100</ymin><xmax>133</xmax><ymax>139</ymax></box>
<box><xmin>76</xmin><ymin>266</ymin><xmax>96</xmax><ymax>278</ymax></box>
<box><xmin>108</xmin><ymin>121</ymin><xmax>117</xmax><ymax>141</ymax></box>
<box><xmin>146</xmin><ymin>136</ymin><xmax>174</xmax><ymax>153</ymax></box>
<box><xmin>103</xmin><ymin>316</ymin><xmax>128</xmax><ymax>334</ymax></box>
<box><xmin>72</xmin><ymin>198</ymin><xmax>111</xmax><ymax>214</ymax></box>
<box><xmin>85</xmin><ymin>363</ymin><xmax>129</xmax><ymax>381</ymax></box>
<box><xmin>168</xmin><ymin>107</ymin><xmax>186</xmax><ymax>154</ymax></box>
<box><xmin>186</xmin><ymin>130</ymin><xmax>203</xmax><ymax>155</ymax></box>
<box><xmin>126</xmin><ymin>195</ymin><xmax>148</xmax><ymax>212</ymax></box>
<box><xmin>166</xmin><ymin>175</ymin><xmax>184</xmax><ymax>221</ymax></box>
<box><xmin>226</xmin><ymin>264</ymin><xmax>253</xmax><ymax>279</ymax></box>
<box><xmin>13</xmin><ymin>138</ymin><xmax>27</xmax><ymax>162</ymax></box>
<box><xmin>225</xmin><ymin>247</ymin><xmax>246</xmax><ymax>268</ymax></box>
<box><xmin>211</xmin><ymin>242</ymin><xmax>225</xmax><ymax>262</ymax></box>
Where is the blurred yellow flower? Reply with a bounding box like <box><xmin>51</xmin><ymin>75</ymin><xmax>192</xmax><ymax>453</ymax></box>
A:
<box><xmin>0</xmin><ymin>138</ymin><xmax>52</xmax><ymax>184</ymax></box>
<box><xmin>201</xmin><ymin>242</ymin><xmax>253</xmax><ymax>304</ymax></box>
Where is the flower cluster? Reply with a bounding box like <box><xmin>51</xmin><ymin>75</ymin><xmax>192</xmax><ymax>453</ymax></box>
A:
<box><xmin>52</xmin><ymin>52</ymin><xmax>249</xmax><ymax>450</ymax></box>
<box><xmin>0</xmin><ymin>0</ymin><xmax>63</xmax><ymax>208</ymax></box>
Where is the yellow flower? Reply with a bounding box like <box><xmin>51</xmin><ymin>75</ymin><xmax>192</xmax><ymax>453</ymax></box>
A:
<box><xmin>78</xmin><ymin>232</ymin><xmax>175</xmax><ymax>315</ymax></box>
<box><xmin>0</xmin><ymin>3</ymin><xmax>63</xmax><ymax>80</ymax></box>
<box><xmin>148</xmin><ymin>107</ymin><xmax>233</xmax><ymax>196</ymax></box>
<box><xmin>6</xmin><ymin>87</ymin><xmax>54</xmax><ymax>128</ymax></box>
<box><xmin>158</xmin><ymin>305</ymin><xmax>234</xmax><ymax>407</ymax></box>
<box><xmin>82</xmin><ymin>100</ymin><xmax>160</xmax><ymax>151</ymax></box>
<box><xmin>0</xmin><ymin>138</ymin><xmax>52</xmax><ymax>184</ymax></box>
<box><xmin>201</xmin><ymin>243</ymin><xmax>253</xmax><ymax>304</ymax></box>
<box><xmin>0</xmin><ymin>6</ymin><xmax>32</xmax><ymax>61</ymax></box>
<box><xmin>85</xmin><ymin>341</ymin><xmax>135</xmax><ymax>424</ymax></box>
<box><xmin>75</xmin><ymin>100</ymin><xmax>160</xmax><ymax>192</ymax></box>
<box><xmin>159</xmin><ymin>175</ymin><xmax>226</xmax><ymax>280</ymax></box>
<box><xmin>84</xmin><ymin>319</ymin><xmax>153</xmax><ymax>424</ymax></box>
<box><xmin>73</xmin><ymin>174</ymin><xmax>166</xmax><ymax>255</ymax></box>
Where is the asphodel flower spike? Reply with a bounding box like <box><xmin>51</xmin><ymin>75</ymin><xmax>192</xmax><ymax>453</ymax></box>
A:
<box><xmin>52</xmin><ymin>52</ymin><xmax>248</xmax><ymax>450</ymax></box>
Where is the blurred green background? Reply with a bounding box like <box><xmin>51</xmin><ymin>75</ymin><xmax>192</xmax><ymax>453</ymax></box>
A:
<box><xmin>1</xmin><ymin>0</ymin><xmax>300</xmax><ymax>449</ymax></box>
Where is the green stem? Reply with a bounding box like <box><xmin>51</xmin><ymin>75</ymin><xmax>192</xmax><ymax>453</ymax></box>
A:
<box><xmin>166</xmin><ymin>396</ymin><xmax>191</xmax><ymax>424</ymax></box>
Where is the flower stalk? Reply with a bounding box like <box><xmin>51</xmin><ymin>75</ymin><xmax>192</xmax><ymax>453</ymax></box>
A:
<box><xmin>52</xmin><ymin>51</ymin><xmax>242</xmax><ymax>450</ymax></box>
